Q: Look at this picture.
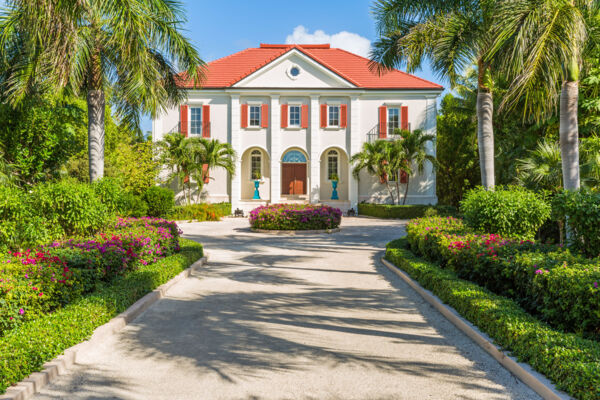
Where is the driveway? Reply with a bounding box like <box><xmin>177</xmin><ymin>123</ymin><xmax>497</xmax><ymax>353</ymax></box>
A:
<box><xmin>33</xmin><ymin>217</ymin><xmax>540</xmax><ymax>400</ymax></box>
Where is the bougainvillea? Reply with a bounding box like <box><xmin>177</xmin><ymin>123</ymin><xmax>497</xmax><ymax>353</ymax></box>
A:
<box><xmin>249</xmin><ymin>204</ymin><xmax>342</xmax><ymax>230</ymax></box>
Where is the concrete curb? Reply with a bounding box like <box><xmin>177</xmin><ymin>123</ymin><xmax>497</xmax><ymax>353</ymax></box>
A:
<box><xmin>0</xmin><ymin>256</ymin><xmax>208</xmax><ymax>400</ymax></box>
<box><xmin>250</xmin><ymin>228</ymin><xmax>341</xmax><ymax>234</ymax></box>
<box><xmin>380</xmin><ymin>257</ymin><xmax>571</xmax><ymax>400</ymax></box>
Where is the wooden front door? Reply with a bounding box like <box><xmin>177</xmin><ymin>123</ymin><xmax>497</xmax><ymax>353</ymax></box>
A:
<box><xmin>281</xmin><ymin>163</ymin><xmax>307</xmax><ymax>195</ymax></box>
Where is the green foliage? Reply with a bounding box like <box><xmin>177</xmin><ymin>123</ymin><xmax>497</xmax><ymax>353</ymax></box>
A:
<box><xmin>385</xmin><ymin>239</ymin><xmax>600</xmax><ymax>400</ymax></box>
<box><xmin>120</xmin><ymin>192</ymin><xmax>149</xmax><ymax>218</ymax></box>
<box><xmin>143</xmin><ymin>186</ymin><xmax>175</xmax><ymax>218</ymax></box>
<box><xmin>106</xmin><ymin>141</ymin><xmax>159</xmax><ymax>195</ymax></box>
<box><xmin>516</xmin><ymin>139</ymin><xmax>563</xmax><ymax>193</ymax></box>
<box><xmin>460</xmin><ymin>186</ymin><xmax>551</xmax><ymax>239</ymax></box>
<box><xmin>169</xmin><ymin>203</ymin><xmax>231</xmax><ymax>221</ymax></box>
<box><xmin>92</xmin><ymin>177</ymin><xmax>129</xmax><ymax>216</ymax></box>
<box><xmin>553</xmin><ymin>190</ymin><xmax>600</xmax><ymax>257</ymax></box>
<box><xmin>357</xmin><ymin>203</ymin><xmax>456</xmax><ymax>219</ymax></box>
<box><xmin>31</xmin><ymin>180</ymin><xmax>108</xmax><ymax>237</ymax></box>
<box><xmin>0</xmin><ymin>238</ymin><xmax>203</xmax><ymax>394</ymax></box>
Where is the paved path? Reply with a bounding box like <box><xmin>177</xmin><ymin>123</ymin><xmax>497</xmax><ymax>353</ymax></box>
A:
<box><xmin>33</xmin><ymin>218</ymin><xmax>540</xmax><ymax>400</ymax></box>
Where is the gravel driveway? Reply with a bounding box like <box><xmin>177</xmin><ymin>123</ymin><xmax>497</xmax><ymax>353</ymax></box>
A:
<box><xmin>32</xmin><ymin>217</ymin><xmax>540</xmax><ymax>400</ymax></box>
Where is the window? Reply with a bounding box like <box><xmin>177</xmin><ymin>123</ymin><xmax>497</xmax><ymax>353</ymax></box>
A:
<box><xmin>388</xmin><ymin>169</ymin><xmax>398</xmax><ymax>182</ymax></box>
<box><xmin>190</xmin><ymin>107</ymin><xmax>202</xmax><ymax>135</ymax></box>
<box><xmin>327</xmin><ymin>150</ymin><xmax>339</xmax><ymax>180</ymax></box>
<box><xmin>250</xmin><ymin>150</ymin><xmax>262</xmax><ymax>179</ymax></box>
<box><xmin>328</xmin><ymin>105</ymin><xmax>339</xmax><ymax>127</ymax></box>
<box><xmin>388</xmin><ymin>108</ymin><xmax>400</xmax><ymax>135</ymax></box>
<box><xmin>290</xmin><ymin>66</ymin><xmax>300</xmax><ymax>77</ymax></box>
<box><xmin>289</xmin><ymin>105</ymin><xmax>301</xmax><ymax>127</ymax></box>
<box><xmin>249</xmin><ymin>105</ymin><xmax>261</xmax><ymax>127</ymax></box>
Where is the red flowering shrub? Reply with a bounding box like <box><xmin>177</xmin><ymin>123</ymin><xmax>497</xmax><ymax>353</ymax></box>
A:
<box><xmin>249</xmin><ymin>204</ymin><xmax>342</xmax><ymax>230</ymax></box>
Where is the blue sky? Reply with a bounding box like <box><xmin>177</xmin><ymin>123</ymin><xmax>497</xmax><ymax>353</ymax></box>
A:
<box><xmin>140</xmin><ymin>0</ymin><xmax>442</xmax><ymax>133</ymax></box>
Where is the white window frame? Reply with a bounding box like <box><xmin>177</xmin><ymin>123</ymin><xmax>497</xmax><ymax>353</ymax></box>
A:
<box><xmin>248</xmin><ymin>105</ymin><xmax>261</xmax><ymax>128</ymax></box>
<box><xmin>288</xmin><ymin>104</ymin><xmax>301</xmax><ymax>128</ymax></box>
<box><xmin>327</xmin><ymin>150</ymin><xmax>339</xmax><ymax>181</ymax></box>
<box><xmin>388</xmin><ymin>107</ymin><xmax>400</xmax><ymax>136</ymax></box>
<box><xmin>328</xmin><ymin>105</ymin><xmax>340</xmax><ymax>128</ymax></box>
<box><xmin>250</xmin><ymin>150</ymin><xmax>262</xmax><ymax>180</ymax></box>
<box><xmin>190</xmin><ymin>107</ymin><xmax>202</xmax><ymax>136</ymax></box>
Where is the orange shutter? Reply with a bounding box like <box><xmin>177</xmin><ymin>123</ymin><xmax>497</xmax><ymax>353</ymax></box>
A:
<box><xmin>400</xmin><ymin>169</ymin><xmax>408</xmax><ymax>184</ymax></box>
<box><xmin>180</xmin><ymin>105</ymin><xmax>189</xmax><ymax>137</ymax></box>
<box><xmin>378</xmin><ymin>106</ymin><xmax>387</xmax><ymax>138</ymax></box>
<box><xmin>320</xmin><ymin>104</ymin><xmax>327</xmax><ymax>128</ymax></box>
<box><xmin>202</xmin><ymin>105</ymin><xmax>210</xmax><ymax>137</ymax></box>
<box><xmin>261</xmin><ymin>104</ymin><xmax>269</xmax><ymax>128</ymax></box>
<box><xmin>281</xmin><ymin>104</ymin><xmax>288</xmax><ymax>128</ymax></box>
<box><xmin>202</xmin><ymin>163</ymin><xmax>210</xmax><ymax>184</ymax></box>
<box><xmin>340</xmin><ymin>104</ymin><xmax>347</xmax><ymax>128</ymax></box>
<box><xmin>241</xmin><ymin>104</ymin><xmax>248</xmax><ymax>128</ymax></box>
<box><xmin>401</xmin><ymin>105</ymin><xmax>409</xmax><ymax>131</ymax></box>
<box><xmin>301</xmin><ymin>104</ymin><xmax>308</xmax><ymax>128</ymax></box>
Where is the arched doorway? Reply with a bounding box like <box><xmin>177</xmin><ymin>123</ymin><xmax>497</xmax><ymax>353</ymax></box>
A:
<box><xmin>281</xmin><ymin>149</ymin><xmax>307</xmax><ymax>195</ymax></box>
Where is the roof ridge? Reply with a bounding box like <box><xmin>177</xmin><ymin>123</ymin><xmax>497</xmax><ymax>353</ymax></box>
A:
<box><xmin>207</xmin><ymin>47</ymin><xmax>255</xmax><ymax>66</ymax></box>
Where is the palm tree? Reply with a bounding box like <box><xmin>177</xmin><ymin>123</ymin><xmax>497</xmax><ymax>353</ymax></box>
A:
<box><xmin>157</xmin><ymin>133</ymin><xmax>195</xmax><ymax>204</ymax></box>
<box><xmin>351</xmin><ymin>140</ymin><xmax>403</xmax><ymax>204</ymax></box>
<box><xmin>0</xmin><ymin>0</ymin><xmax>204</xmax><ymax>182</ymax></box>
<box><xmin>371</xmin><ymin>0</ymin><xmax>499</xmax><ymax>189</ymax></box>
<box><xmin>516</xmin><ymin>139</ymin><xmax>563</xmax><ymax>194</ymax></box>
<box><xmin>392</xmin><ymin>129</ymin><xmax>437</xmax><ymax>204</ymax></box>
<box><xmin>189</xmin><ymin>138</ymin><xmax>236</xmax><ymax>203</ymax></box>
<box><xmin>490</xmin><ymin>0</ymin><xmax>599</xmax><ymax>190</ymax></box>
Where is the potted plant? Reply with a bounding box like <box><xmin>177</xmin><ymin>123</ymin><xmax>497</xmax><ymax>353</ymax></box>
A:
<box><xmin>252</xmin><ymin>170</ymin><xmax>262</xmax><ymax>199</ymax></box>
<box><xmin>330</xmin><ymin>173</ymin><xmax>339</xmax><ymax>200</ymax></box>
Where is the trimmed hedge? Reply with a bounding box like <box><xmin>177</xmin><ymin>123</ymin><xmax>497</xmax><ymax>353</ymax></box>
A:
<box><xmin>357</xmin><ymin>203</ymin><xmax>456</xmax><ymax>219</ymax></box>
<box><xmin>0</xmin><ymin>238</ymin><xmax>203</xmax><ymax>394</ymax></box>
<box><xmin>553</xmin><ymin>190</ymin><xmax>600</xmax><ymax>257</ymax></box>
<box><xmin>169</xmin><ymin>202</ymin><xmax>231</xmax><ymax>221</ymax></box>
<box><xmin>143</xmin><ymin>186</ymin><xmax>175</xmax><ymax>218</ymax></box>
<box><xmin>385</xmin><ymin>239</ymin><xmax>600</xmax><ymax>400</ymax></box>
<box><xmin>249</xmin><ymin>204</ymin><xmax>342</xmax><ymax>230</ymax></box>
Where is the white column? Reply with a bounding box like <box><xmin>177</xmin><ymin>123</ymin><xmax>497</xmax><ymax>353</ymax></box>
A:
<box><xmin>309</xmin><ymin>94</ymin><xmax>321</xmax><ymax>203</ymax></box>
<box><xmin>270</xmin><ymin>95</ymin><xmax>281</xmax><ymax>204</ymax></box>
<box><xmin>230</xmin><ymin>94</ymin><xmax>242</xmax><ymax>211</ymax></box>
<box><xmin>349</xmin><ymin>95</ymin><xmax>361</xmax><ymax>211</ymax></box>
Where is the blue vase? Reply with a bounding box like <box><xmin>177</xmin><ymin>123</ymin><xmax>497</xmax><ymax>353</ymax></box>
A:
<box><xmin>331</xmin><ymin>180</ymin><xmax>339</xmax><ymax>200</ymax></box>
<box><xmin>253</xmin><ymin>180</ymin><xmax>261</xmax><ymax>200</ymax></box>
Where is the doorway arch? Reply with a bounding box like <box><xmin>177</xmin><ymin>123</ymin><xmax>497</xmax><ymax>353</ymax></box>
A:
<box><xmin>281</xmin><ymin>149</ymin><xmax>308</xmax><ymax>195</ymax></box>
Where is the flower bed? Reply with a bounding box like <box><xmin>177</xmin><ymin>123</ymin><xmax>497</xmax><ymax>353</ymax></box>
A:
<box><xmin>249</xmin><ymin>204</ymin><xmax>342</xmax><ymax>231</ymax></box>
<box><xmin>0</xmin><ymin>217</ymin><xmax>182</xmax><ymax>335</ymax></box>
<box><xmin>406</xmin><ymin>216</ymin><xmax>600</xmax><ymax>337</ymax></box>
<box><xmin>385</xmin><ymin>238</ymin><xmax>600</xmax><ymax>400</ymax></box>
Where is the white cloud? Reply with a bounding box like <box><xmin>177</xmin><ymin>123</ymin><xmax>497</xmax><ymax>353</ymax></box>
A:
<box><xmin>285</xmin><ymin>25</ymin><xmax>371</xmax><ymax>58</ymax></box>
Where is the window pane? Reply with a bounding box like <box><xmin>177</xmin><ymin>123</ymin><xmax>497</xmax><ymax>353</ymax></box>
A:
<box><xmin>249</xmin><ymin>105</ymin><xmax>261</xmax><ymax>127</ymax></box>
<box><xmin>388</xmin><ymin>108</ymin><xmax>399</xmax><ymax>135</ymax></box>
<box><xmin>251</xmin><ymin>151</ymin><xmax>261</xmax><ymax>179</ymax></box>
<box><xmin>190</xmin><ymin>107</ymin><xmax>202</xmax><ymax>135</ymax></box>
<box><xmin>328</xmin><ymin>154</ymin><xmax>338</xmax><ymax>180</ymax></box>
<box><xmin>289</xmin><ymin>106</ymin><xmax>300</xmax><ymax>126</ymax></box>
<box><xmin>328</xmin><ymin>106</ymin><xmax>339</xmax><ymax>126</ymax></box>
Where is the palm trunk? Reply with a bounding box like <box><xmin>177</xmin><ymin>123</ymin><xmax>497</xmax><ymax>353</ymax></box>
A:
<box><xmin>395</xmin><ymin>172</ymin><xmax>400</xmax><ymax>205</ymax></box>
<box><xmin>476</xmin><ymin>90</ymin><xmax>495</xmax><ymax>189</ymax></box>
<box><xmin>87</xmin><ymin>90</ymin><xmax>105</xmax><ymax>182</ymax></box>
<box><xmin>402</xmin><ymin>175</ymin><xmax>410</xmax><ymax>205</ymax></box>
<box><xmin>559</xmin><ymin>81</ymin><xmax>580</xmax><ymax>190</ymax></box>
<box><xmin>385</xmin><ymin>181</ymin><xmax>396</xmax><ymax>205</ymax></box>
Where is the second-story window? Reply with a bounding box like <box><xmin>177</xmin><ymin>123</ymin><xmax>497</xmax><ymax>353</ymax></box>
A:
<box><xmin>190</xmin><ymin>107</ymin><xmax>202</xmax><ymax>135</ymax></box>
<box><xmin>249</xmin><ymin>105</ymin><xmax>261</xmax><ymax>127</ymax></box>
<box><xmin>388</xmin><ymin>108</ymin><xmax>400</xmax><ymax>135</ymax></box>
<box><xmin>289</xmin><ymin>105</ymin><xmax>301</xmax><ymax>127</ymax></box>
<box><xmin>328</xmin><ymin>105</ymin><xmax>339</xmax><ymax>127</ymax></box>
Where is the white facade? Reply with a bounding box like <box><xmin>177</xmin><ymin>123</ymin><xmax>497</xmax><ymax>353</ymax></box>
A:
<box><xmin>152</xmin><ymin>48</ymin><xmax>442</xmax><ymax>213</ymax></box>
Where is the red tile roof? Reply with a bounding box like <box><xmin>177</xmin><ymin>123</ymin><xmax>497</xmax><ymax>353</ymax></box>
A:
<box><xmin>176</xmin><ymin>44</ymin><xmax>443</xmax><ymax>90</ymax></box>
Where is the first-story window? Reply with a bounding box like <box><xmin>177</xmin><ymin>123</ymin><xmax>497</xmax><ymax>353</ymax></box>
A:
<box><xmin>328</xmin><ymin>105</ymin><xmax>339</xmax><ymax>127</ymax></box>
<box><xmin>289</xmin><ymin>105</ymin><xmax>301</xmax><ymax>127</ymax></box>
<box><xmin>190</xmin><ymin>107</ymin><xmax>202</xmax><ymax>135</ymax></box>
<box><xmin>388</xmin><ymin>107</ymin><xmax>400</xmax><ymax>135</ymax></box>
<box><xmin>251</xmin><ymin>150</ymin><xmax>262</xmax><ymax>179</ymax></box>
<box><xmin>249</xmin><ymin>105</ymin><xmax>261</xmax><ymax>127</ymax></box>
<box><xmin>388</xmin><ymin>169</ymin><xmax>398</xmax><ymax>182</ymax></box>
<box><xmin>327</xmin><ymin>150</ymin><xmax>339</xmax><ymax>180</ymax></box>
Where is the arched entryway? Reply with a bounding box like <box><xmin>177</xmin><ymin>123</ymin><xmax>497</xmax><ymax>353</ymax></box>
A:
<box><xmin>319</xmin><ymin>147</ymin><xmax>349</xmax><ymax>201</ymax></box>
<box><xmin>241</xmin><ymin>147</ymin><xmax>271</xmax><ymax>200</ymax></box>
<box><xmin>281</xmin><ymin>149</ymin><xmax>308</xmax><ymax>195</ymax></box>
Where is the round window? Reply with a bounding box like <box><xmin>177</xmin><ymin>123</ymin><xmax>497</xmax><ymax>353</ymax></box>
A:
<box><xmin>290</xmin><ymin>66</ymin><xmax>300</xmax><ymax>77</ymax></box>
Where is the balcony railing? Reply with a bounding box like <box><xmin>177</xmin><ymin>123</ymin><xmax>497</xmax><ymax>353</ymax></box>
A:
<box><xmin>166</xmin><ymin>122</ymin><xmax>211</xmax><ymax>137</ymax></box>
<box><xmin>366</xmin><ymin>123</ymin><xmax>412</xmax><ymax>143</ymax></box>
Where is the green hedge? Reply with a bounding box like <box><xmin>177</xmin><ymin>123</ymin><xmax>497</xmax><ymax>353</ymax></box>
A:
<box><xmin>0</xmin><ymin>238</ymin><xmax>203</xmax><ymax>394</ymax></box>
<box><xmin>358</xmin><ymin>203</ymin><xmax>456</xmax><ymax>219</ymax></box>
<box><xmin>385</xmin><ymin>239</ymin><xmax>600</xmax><ymax>400</ymax></box>
<box><xmin>169</xmin><ymin>202</ymin><xmax>231</xmax><ymax>221</ymax></box>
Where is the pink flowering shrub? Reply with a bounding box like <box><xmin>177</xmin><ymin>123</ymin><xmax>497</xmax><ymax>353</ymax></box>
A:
<box><xmin>249</xmin><ymin>204</ymin><xmax>342</xmax><ymax>230</ymax></box>
<box><xmin>407</xmin><ymin>217</ymin><xmax>600</xmax><ymax>337</ymax></box>
<box><xmin>0</xmin><ymin>217</ymin><xmax>182</xmax><ymax>334</ymax></box>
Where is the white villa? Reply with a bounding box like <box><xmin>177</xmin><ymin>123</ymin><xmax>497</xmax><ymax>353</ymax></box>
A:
<box><xmin>152</xmin><ymin>43</ymin><xmax>443</xmax><ymax>213</ymax></box>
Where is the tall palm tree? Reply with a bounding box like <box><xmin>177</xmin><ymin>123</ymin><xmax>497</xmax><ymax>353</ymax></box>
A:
<box><xmin>490</xmin><ymin>0</ymin><xmax>599</xmax><ymax>190</ymax></box>
<box><xmin>392</xmin><ymin>129</ymin><xmax>437</xmax><ymax>204</ymax></box>
<box><xmin>371</xmin><ymin>0</ymin><xmax>499</xmax><ymax>189</ymax></box>
<box><xmin>189</xmin><ymin>138</ymin><xmax>236</xmax><ymax>203</ymax></box>
<box><xmin>157</xmin><ymin>132</ymin><xmax>195</xmax><ymax>204</ymax></box>
<box><xmin>351</xmin><ymin>140</ymin><xmax>403</xmax><ymax>204</ymax></box>
<box><xmin>0</xmin><ymin>0</ymin><xmax>204</xmax><ymax>182</ymax></box>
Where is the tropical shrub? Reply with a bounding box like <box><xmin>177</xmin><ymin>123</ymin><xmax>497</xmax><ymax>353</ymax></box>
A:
<box><xmin>406</xmin><ymin>217</ymin><xmax>600</xmax><ymax>337</ymax></box>
<box><xmin>249</xmin><ymin>204</ymin><xmax>342</xmax><ymax>230</ymax></box>
<box><xmin>92</xmin><ymin>177</ymin><xmax>129</xmax><ymax>215</ymax></box>
<box><xmin>357</xmin><ymin>203</ymin><xmax>456</xmax><ymax>219</ymax></box>
<box><xmin>143</xmin><ymin>186</ymin><xmax>175</xmax><ymax>217</ymax></box>
<box><xmin>107</xmin><ymin>141</ymin><xmax>159</xmax><ymax>195</ymax></box>
<box><xmin>169</xmin><ymin>202</ymin><xmax>231</xmax><ymax>221</ymax></box>
<box><xmin>385</xmin><ymin>239</ymin><xmax>600</xmax><ymax>400</ymax></box>
<box><xmin>121</xmin><ymin>192</ymin><xmax>149</xmax><ymax>217</ymax></box>
<box><xmin>460</xmin><ymin>186</ymin><xmax>551</xmax><ymax>239</ymax></box>
<box><xmin>553</xmin><ymin>189</ymin><xmax>600</xmax><ymax>257</ymax></box>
